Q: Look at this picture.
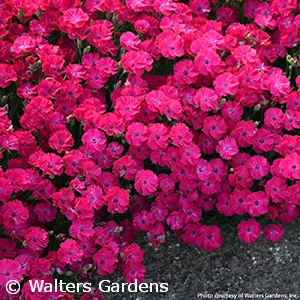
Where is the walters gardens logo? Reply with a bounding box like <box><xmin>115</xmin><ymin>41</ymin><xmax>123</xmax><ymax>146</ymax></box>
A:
<box><xmin>22</xmin><ymin>279</ymin><xmax>169</xmax><ymax>294</ymax></box>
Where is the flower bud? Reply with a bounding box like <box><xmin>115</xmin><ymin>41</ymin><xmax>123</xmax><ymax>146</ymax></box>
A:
<box><xmin>83</xmin><ymin>46</ymin><xmax>91</xmax><ymax>54</ymax></box>
<box><xmin>254</xmin><ymin>104</ymin><xmax>261</xmax><ymax>111</ymax></box>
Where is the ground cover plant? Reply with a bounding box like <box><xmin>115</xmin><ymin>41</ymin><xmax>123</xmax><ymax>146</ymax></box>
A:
<box><xmin>0</xmin><ymin>0</ymin><xmax>300</xmax><ymax>299</ymax></box>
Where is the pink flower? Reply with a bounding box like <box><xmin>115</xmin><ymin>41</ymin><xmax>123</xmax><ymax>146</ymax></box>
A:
<box><xmin>1</xmin><ymin>200</ymin><xmax>29</xmax><ymax>227</ymax></box>
<box><xmin>133</xmin><ymin>210</ymin><xmax>156</xmax><ymax>231</ymax></box>
<box><xmin>87</xmin><ymin>19</ymin><xmax>115</xmax><ymax>49</ymax></box>
<box><xmin>153</xmin><ymin>0</ymin><xmax>177</xmax><ymax>15</ymax></box>
<box><xmin>65</xmin><ymin>197</ymin><xmax>94</xmax><ymax>221</ymax></box>
<box><xmin>25</xmin><ymin>227</ymin><xmax>49</xmax><ymax>251</ymax></box>
<box><xmin>244</xmin><ymin>0</ymin><xmax>261</xmax><ymax>18</ymax></box>
<box><xmin>95</xmin><ymin>57</ymin><xmax>118</xmax><ymax>77</ymax></box>
<box><xmin>62</xmin><ymin>8</ymin><xmax>89</xmax><ymax>28</ymax></box>
<box><xmin>0</xmin><ymin>64</ymin><xmax>17</xmax><ymax>88</ymax></box>
<box><xmin>216</xmin><ymin>193</ymin><xmax>235</xmax><ymax>217</ymax></box>
<box><xmin>216</xmin><ymin>6</ymin><xmax>239</xmax><ymax>27</ymax></box>
<box><xmin>63</xmin><ymin>150</ymin><xmax>84</xmax><ymax>177</ymax></box>
<box><xmin>85</xmin><ymin>65</ymin><xmax>107</xmax><ymax>89</ymax></box>
<box><xmin>173</xmin><ymin>59</ymin><xmax>198</xmax><ymax>85</ymax></box>
<box><xmin>245</xmin><ymin>191</ymin><xmax>269</xmax><ymax>217</ymax></box>
<box><xmin>82</xmin><ymin>129</ymin><xmax>106</xmax><ymax>153</ymax></box>
<box><xmin>169</xmin><ymin>123</ymin><xmax>193</xmax><ymax>147</ymax></box>
<box><xmin>229</xmin><ymin>188</ymin><xmax>250</xmax><ymax>215</ymax></box>
<box><xmin>195</xmin><ymin>159</ymin><xmax>212</xmax><ymax>180</ymax></box>
<box><xmin>237</xmin><ymin>218</ymin><xmax>262</xmax><ymax>245</ymax></box>
<box><xmin>264</xmin><ymin>108</ymin><xmax>284</xmax><ymax>129</ymax></box>
<box><xmin>126</xmin><ymin>0</ymin><xmax>151</xmax><ymax>12</ymax></box>
<box><xmin>159</xmin><ymin>97</ymin><xmax>182</xmax><ymax>121</ymax></box>
<box><xmin>182</xmin><ymin>224</ymin><xmax>201</xmax><ymax>246</ymax></box>
<box><xmin>228</xmin><ymin>166</ymin><xmax>253</xmax><ymax>189</ymax></box>
<box><xmin>181</xmin><ymin>200</ymin><xmax>202</xmax><ymax>223</ymax></box>
<box><xmin>134</xmin><ymin>19</ymin><xmax>150</xmax><ymax>34</ymax></box>
<box><xmin>247</xmin><ymin>155</ymin><xmax>270</xmax><ymax>180</ymax></box>
<box><xmin>58</xmin><ymin>239</ymin><xmax>83</xmax><ymax>265</ymax></box>
<box><xmin>195</xmin><ymin>49</ymin><xmax>225</xmax><ymax>76</ymax></box>
<box><xmin>156</xmin><ymin>30</ymin><xmax>184</xmax><ymax>59</ymax></box>
<box><xmin>214</xmin><ymin>72</ymin><xmax>239</xmax><ymax>96</ymax></box>
<box><xmin>99</xmin><ymin>113</ymin><xmax>125</xmax><ymax>136</ymax></box>
<box><xmin>0</xmin><ymin>259</ymin><xmax>22</xmax><ymax>286</ymax></box>
<box><xmin>125</xmin><ymin>122</ymin><xmax>148</xmax><ymax>147</ymax></box>
<box><xmin>49</xmin><ymin>130</ymin><xmax>74</xmax><ymax>153</ymax></box>
<box><xmin>280</xmin><ymin>153</ymin><xmax>300</xmax><ymax>180</ymax></box>
<box><xmin>82</xmin><ymin>185</ymin><xmax>104</xmax><ymax>210</ymax></box>
<box><xmin>65</xmin><ymin>64</ymin><xmax>86</xmax><ymax>82</ymax></box>
<box><xmin>120</xmin><ymin>32</ymin><xmax>141</xmax><ymax>51</ymax></box>
<box><xmin>284</xmin><ymin>110</ymin><xmax>300</xmax><ymax>131</ymax></box>
<box><xmin>124</xmin><ymin>243</ymin><xmax>144</xmax><ymax>266</ymax></box>
<box><xmin>33</xmin><ymin>152</ymin><xmax>64</xmax><ymax>176</ymax></box>
<box><xmin>151</xmin><ymin>203</ymin><xmax>169</xmax><ymax>223</ymax></box>
<box><xmin>124</xmin><ymin>263</ymin><xmax>146</xmax><ymax>284</ymax></box>
<box><xmin>121</xmin><ymin>50</ymin><xmax>153</xmax><ymax>76</ymax></box>
<box><xmin>0</xmin><ymin>238</ymin><xmax>17</xmax><ymax>259</ymax></box>
<box><xmin>93</xmin><ymin>243</ymin><xmax>118</xmax><ymax>276</ymax></box>
<box><xmin>231</xmin><ymin>121</ymin><xmax>258</xmax><ymax>148</ymax></box>
<box><xmin>265</xmin><ymin>177</ymin><xmax>288</xmax><ymax>203</ymax></box>
<box><xmin>34</xmin><ymin>201</ymin><xmax>57</xmax><ymax>223</ymax></box>
<box><xmin>69</xmin><ymin>219</ymin><xmax>94</xmax><ymax>240</ymax></box>
<box><xmin>104</xmin><ymin>186</ymin><xmax>130</xmax><ymax>214</ymax></box>
<box><xmin>264</xmin><ymin>224</ymin><xmax>284</xmax><ymax>242</ymax></box>
<box><xmin>134</xmin><ymin>170</ymin><xmax>158</xmax><ymax>196</ymax></box>
<box><xmin>197</xmin><ymin>225</ymin><xmax>223</xmax><ymax>252</ymax></box>
<box><xmin>216</xmin><ymin>136</ymin><xmax>239</xmax><ymax>160</ymax></box>
<box><xmin>106</xmin><ymin>142</ymin><xmax>124</xmax><ymax>159</ymax></box>
<box><xmin>147</xmin><ymin>123</ymin><xmax>169</xmax><ymax>150</ymax></box>
<box><xmin>114</xmin><ymin>96</ymin><xmax>140</xmax><ymax>122</ymax></box>
<box><xmin>12</xmin><ymin>35</ymin><xmax>36</xmax><ymax>54</ymax></box>
<box><xmin>254</xmin><ymin>2</ymin><xmax>276</xmax><ymax>30</ymax></box>
<box><xmin>198</xmin><ymin>134</ymin><xmax>217</xmax><ymax>155</ymax></box>
<box><xmin>0</xmin><ymin>177</ymin><xmax>13</xmax><ymax>202</ymax></box>
<box><xmin>237</xmin><ymin>65</ymin><xmax>262</xmax><ymax>90</ymax></box>
<box><xmin>211</xmin><ymin>158</ymin><xmax>228</xmax><ymax>182</ymax></box>
<box><xmin>113</xmin><ymin>156</ymin><xmax>138</xmax><ymax>181</ymax></box>
<box><xmin>178</xmin><ymin>146</ymin><xmax>199</xmax><ymax>169</ymax></box>
<box><xmin>166</xmin><ymin>211</ymin><xmax>185</xmax><ymax>230</ymax></box>
<box><xmin>265</xmin><ymin>69</ymin><xmax>291</xmax><ymax>96</ymax></box>
<box><xmin>41</xmin><ymin>54</ymin><xmax>65</xmax><ymax>78</ymax></box>
<box><xmin>203</xmin><ymin>115</ymin><xmax>228</xmax><ymax>140</ymax></box>
<box><xmin>194</xmin><ymin>87</ymin><xmax>219</xmax><ymax>112</ymax></box>
<box><xmin>296</xmin><ymin>76</ymin><xmax>300</xmax><ymax>89</ymax></box>
<box><xmin>190</xmin><ymin>0</ymin><xmax>211</xmax><ymax>17</ymax></box>
<box><xmin>278</xmin><ymin>207</ymin><xmax>299</xmax><ymax>224</ymax></box>
<box><xmin>200</xmin><ymin>177</ymin><xmax>221</xmax><ymax>195</ymax></box>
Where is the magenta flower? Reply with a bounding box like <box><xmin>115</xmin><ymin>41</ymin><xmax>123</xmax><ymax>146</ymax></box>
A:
<box><xmin>0</xmin><ymin>259</ymin><xmax>22</xmax><ymax>286</ymax></box>
<box><xmin>216</xmin><ymin>136</ymin><xmax>239</xmax><ymax>160</ymax></box>
<box><xmin>25</xmin><ymin>227</ymin><xmax>49</xmax><ymax>251</ymax></box>
<box><xmin>237</xmin><ymin>219</ymin><xmax>262</xmax><ymax>245</ymax></box>
<box><xmin>134</xmin><ymin>170</ymin><xmax>158</xmax><ymax>196</ymax></box>
<box><xmin>58</xmin><ymin>239</ymin><xmax>83</xmax><ymax>265</ymax></box>
<box><xmin>104</xmin><ymin>186</ymin><xmax>130</xmax><ymax>214</ymax></box>
<box><xmin>197</xmin><ymin>225</ymin><xmax>223</xmax><ymax>252</ymax></box>
<box><xmin>264</xmin><ymin>224</ymin><xmax>284</xmax><ymax>242</ymax></box>
<box><xmin>214</xmin><ymin>72</ymin><xmax>239</xmax><ymax>96</ymax></box>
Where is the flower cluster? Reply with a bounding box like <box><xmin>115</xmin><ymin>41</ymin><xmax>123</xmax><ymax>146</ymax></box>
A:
<box><xmin>0</xmin><ymin>0</ymin><xmax>300</xmax><ymax>298</ymax></box>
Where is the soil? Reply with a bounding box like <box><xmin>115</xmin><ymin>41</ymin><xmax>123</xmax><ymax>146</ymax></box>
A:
<box><xmin>103</xmin><ymin>220</ymin><xmax>300</xmax><ymax>300</ymax></box>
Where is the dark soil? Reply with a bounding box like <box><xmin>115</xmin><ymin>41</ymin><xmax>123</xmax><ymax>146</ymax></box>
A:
<box><xmin>103</xmin><ymin>220</ymin><xmax>300</xmax><ymax>300</ymax></box>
